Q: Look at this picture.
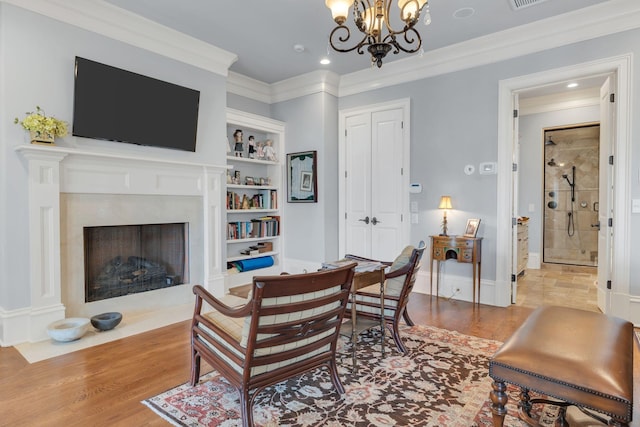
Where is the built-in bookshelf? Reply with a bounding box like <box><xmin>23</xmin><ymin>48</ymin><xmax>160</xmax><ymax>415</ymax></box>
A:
<box><xmin>225</xmin><ymin>108</ymin><xmax>285</xmax><ymax>290</ymax></box>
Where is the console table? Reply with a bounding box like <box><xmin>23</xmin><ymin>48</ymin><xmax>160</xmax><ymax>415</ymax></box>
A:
<box><xmin>430</xmin><ymin>235</ymin><xmax>482</xmax><ymax>304</ymax></box>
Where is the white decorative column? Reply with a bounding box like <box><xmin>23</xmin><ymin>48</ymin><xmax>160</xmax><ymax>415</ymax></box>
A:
<box><xmin>204</xmin><ymin>166</ymin><xmax>225</xmax><ymax>297</ymax></box>
<box><xmin>19</xmin><ymin>148</ymin><xmax>68</xmax><ymax>342</ymax></box>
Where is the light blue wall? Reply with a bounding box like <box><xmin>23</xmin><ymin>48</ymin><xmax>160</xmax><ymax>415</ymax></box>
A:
<box><xmin>271</xmin><ymin>92</ymin><xmax>340</xmax><ymax>263</ymax></box>
<box><xmin>0</xmin><ymin>4</ymin><xmax>228</xmax><ymax>311</ymax></box>
<box><xmin>227</xmin><ymin>93</ymin><xmax>271</xmax><ymax>118</ymax></box>
<box><xmin>337</xmin><ymin>28</ymin><xmax>640</xmax><ymax>290</ymax></box>
<box><xmin>519</xmin><ymin>105</ymin><xmax>600</xmax><ymax>261</ymax></box>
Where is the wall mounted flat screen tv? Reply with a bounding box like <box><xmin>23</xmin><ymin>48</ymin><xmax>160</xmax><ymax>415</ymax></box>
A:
<box><xmin>73</xmin><ymin>57</ymin><xmax>200</xmax><ymax>152</ymax></box>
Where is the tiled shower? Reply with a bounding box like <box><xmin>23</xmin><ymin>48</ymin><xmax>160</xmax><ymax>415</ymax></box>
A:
<box><xmin>543</xmin><ymin>124</ymin><xmax>599</xmax><ymax>267</ymax></box>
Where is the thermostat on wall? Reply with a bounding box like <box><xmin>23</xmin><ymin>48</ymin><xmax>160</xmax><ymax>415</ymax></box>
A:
<box><xmin>479</xmin><ymin>162</ymin><xmax>497</xmax><ymax>175</ymax></box>
<box><xmin>409</xmin><ymin>183</ymin><xmax>422</xmax><ymax>193</ymax></box>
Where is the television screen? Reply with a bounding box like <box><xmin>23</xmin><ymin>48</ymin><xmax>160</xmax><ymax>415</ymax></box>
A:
<box><xmin>73</xmin><ymin>57</ymin><xmax>200</xmax><ymax>152</ymax></box>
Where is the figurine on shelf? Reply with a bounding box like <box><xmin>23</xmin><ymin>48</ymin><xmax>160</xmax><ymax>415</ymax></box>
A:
<box><xmin>226</xmin><ymin>171</ymin><xmax>232</xmax><ymax>184</ymax></box>
<box><xmin>241</xmin><ymin>194</ymin><xmax>250</xmax><ymax>210</ymax></box>
<box><xmin>247</xmin><ymin>135</ymin><xmax>256</xmax><ymax>159</ymax></box>
<box><xmin>233</xmin><ymin>129</ymin><xmax>243</xmax><ymax>157</ymax></box>
<box><xmin>264</xmin><ymin>139</ymin><xmax>276</xmax><ymax>161</ymax></box>
<box><xmin>256</xmin><ymin>141</ymin><xmax>265</xmax><ymax>160</ymax></box>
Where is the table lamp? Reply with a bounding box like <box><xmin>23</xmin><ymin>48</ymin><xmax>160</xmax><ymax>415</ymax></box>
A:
<box><xmin>438</xmin><ymin>196</ymin><xmax>452</xmax><ymax>236</ymax></box>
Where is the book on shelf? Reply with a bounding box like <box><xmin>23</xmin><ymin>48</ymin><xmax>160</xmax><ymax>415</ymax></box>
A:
<box><xmin>227</xmin><ymin>189</ymin><xmax>277</xmax><ymax>210</ymax></box>
<box><xmin>227</xmin><ymin>216</ymin><xmax>280</xmax><ymax>240</ymax></box>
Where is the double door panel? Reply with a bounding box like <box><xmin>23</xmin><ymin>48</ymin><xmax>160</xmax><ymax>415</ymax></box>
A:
<box><xmin>344</xmin><ymin>108</ymin><xmax>404</xmax><ymax>261</ymax></box>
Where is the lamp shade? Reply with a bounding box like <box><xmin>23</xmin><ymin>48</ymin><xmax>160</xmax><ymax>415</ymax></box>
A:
<box><xmin>398</xmin><ymin>0</ymin><xmax>428</xmax><ymax>20</ymax></box>
<box><xmin>438</xmin><ymin>196</ymin><xmax>452</xmax><ymax>210</ymax></box>
<box><xmin>325</xmin><ymin>0</ymin><xmax>351</xmax><ymax>23</ymax></box>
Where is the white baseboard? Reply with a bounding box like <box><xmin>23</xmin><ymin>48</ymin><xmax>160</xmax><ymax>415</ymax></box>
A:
<box><xmin>0</xmin><ymin>304</ymin><xmax>65</xmax><ymax>347</ymax></box>
<box><xmin>527</xmin><ymin>252</ymin><xmax>541</xmax><ymax>269</ymax></box>
<box><xmin>413</xmin><ymin>269</ymin><xmax>499</xmax><ymax>306</ymax></box>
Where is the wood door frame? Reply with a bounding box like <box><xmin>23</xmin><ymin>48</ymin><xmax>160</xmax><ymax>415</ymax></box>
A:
<box><xmin>338</xmin><ymin>98</ymin><xmax>411</xmax><ymax>258</ymax></box>
<box><xmin>497</xmin><ymin>54</ymin><xmax>632</xmax><ymax>319</ymax></box>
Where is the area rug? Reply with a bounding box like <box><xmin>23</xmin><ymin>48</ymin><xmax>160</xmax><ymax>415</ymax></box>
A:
<box><xmin>143</xmin><ymin>325</ymin><xmax>558</xmax><ymax>426</ymax></box>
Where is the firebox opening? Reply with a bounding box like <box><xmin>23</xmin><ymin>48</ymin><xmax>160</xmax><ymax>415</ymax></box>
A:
<box><xmin>84</xmin><ymin>223</ymin><xmax>189</xmax><ymax>302</ymax></box>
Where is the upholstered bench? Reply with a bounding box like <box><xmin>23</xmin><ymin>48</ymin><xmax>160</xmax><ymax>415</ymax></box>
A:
<box><xmin>489</xmin><ymin>306</ymin><xmax>633</xmax><ymax>426</ymax></box>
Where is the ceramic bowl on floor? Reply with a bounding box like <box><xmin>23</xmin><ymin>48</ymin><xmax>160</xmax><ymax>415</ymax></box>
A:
<box><xmin>47</xmin><ymin>318</ymin><xmax>90</xmax><ymax>342</ymax></box>
<box><xmin>90</xmin><ymin>312</ymin><xmax>123</xmax><ymax>331</ymax></box>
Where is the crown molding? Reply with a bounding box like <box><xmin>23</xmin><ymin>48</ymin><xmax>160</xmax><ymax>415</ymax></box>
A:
<box><xmin>3</xmin><ymin>0</ymin><xmax>237</xmax><ymax>76</ymax></box>
<box><xmin>270</xmin><ymin>70</ymin><xmax>340</xmax><ymax>104</ymax></box>
<box><xmin>337</xmin><ymin>0</ymin><xmax>640</xmax><ymax>97</ymax></box>
<box><xmin>228</xmin><ymin>70</ymin><xmax>340</xmax><ymax>104</ymax></box>
<box><xmin>227</xmin><ymin>72</ymin><xmax>273</xmax><ymax>104</ymax></box>
<box><xmin>519</xmin><ymin>87</ymin><xmax>600</xmax><ymax>116</ymax></box>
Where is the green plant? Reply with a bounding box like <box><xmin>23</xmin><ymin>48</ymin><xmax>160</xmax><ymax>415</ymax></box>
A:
<box><xmin>14</xmin><ymin>106</ymin><xmax>68</xmax><ymax>138</ymax></box>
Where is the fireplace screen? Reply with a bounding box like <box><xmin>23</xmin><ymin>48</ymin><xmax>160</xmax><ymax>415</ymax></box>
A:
<box><xmin>84</xmin><ymin>223</ymin><xmax>188</xmax><ymax>302</ymax></box>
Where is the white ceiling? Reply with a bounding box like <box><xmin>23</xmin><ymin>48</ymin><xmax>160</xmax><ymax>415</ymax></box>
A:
<box><xmin>103</xmin><ymin>0</ymin><xmax>608</xmax><ymax>84</ymax></box>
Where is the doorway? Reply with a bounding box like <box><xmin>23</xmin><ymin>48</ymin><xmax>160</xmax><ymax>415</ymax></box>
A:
<box><xmin>496</xmin><ymin>54</ymin><xmax>632</xmax><ymax>320</ymax></box>
<box><xmin>543</xmin><ymin>124</ymin><xmax>600</xmax><ymax>267</ymax></box>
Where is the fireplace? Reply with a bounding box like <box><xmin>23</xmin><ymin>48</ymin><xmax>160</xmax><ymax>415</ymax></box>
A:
<box><xmin>13</xmin><ymin>145</ymin><xmax>227</xmax><ymax>345</ymax></box>
<box><xmin>84</xmin><ymin>223</ymin><xmax>189</xmax><ymax>302</ymax></box>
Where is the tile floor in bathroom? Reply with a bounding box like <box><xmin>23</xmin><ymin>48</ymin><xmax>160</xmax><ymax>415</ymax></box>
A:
<box><xmin>515</xmin><ymin>263</ymin><xmax>600</xmax><ymax>313</ymax></box>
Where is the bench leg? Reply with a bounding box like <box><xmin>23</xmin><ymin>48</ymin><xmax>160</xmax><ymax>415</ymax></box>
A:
<box><xmin>490</xmin><ymin>380</ymin><xmax>508</xmax><ymax>426</ymax></box>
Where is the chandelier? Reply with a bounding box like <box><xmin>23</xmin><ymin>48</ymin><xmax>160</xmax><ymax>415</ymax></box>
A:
<box><xmin>325</xmin><ymin>0</ymin><xmax>431</xmax><ymax>68</ymax></box>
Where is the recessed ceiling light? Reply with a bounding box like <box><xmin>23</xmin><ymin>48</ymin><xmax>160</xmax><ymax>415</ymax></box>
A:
<box><xmin>453</xmin><ymin>7</ymin><xmax>475</xmax><ymax>19</ymax></box>
<box><xmin>567</xmin><ymin>82</ymin><xmax>579</xmax><ymax>88</ymax></box>
<box><xmin>320</xmin><ymin>58</ymin><xmax>331</xmax><ymax>65</ymax></box>
<box><xmin>293</xmin><ymin>44</ymin><xmax>305</xmax><ymax>53</ymax></box>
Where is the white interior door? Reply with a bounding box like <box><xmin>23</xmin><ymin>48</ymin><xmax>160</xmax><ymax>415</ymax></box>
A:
<box><xmin>597</xmin><ymin>76</ymin><xmax>615</xmax><ymax>313</ymax></box>
<box><xmin>341</xmin><ymin>102</ymin><xmax>409</xmax><ymax>261</ymax></box>
<box><xmin>371</xmin><ymin>108</ymin><xmax>405</xmax><ymax>261</ymax></box>
<box><xmin>344</xmin><ymin>113</ymin><xmax>372</xmax><ymax>257</ymax></box>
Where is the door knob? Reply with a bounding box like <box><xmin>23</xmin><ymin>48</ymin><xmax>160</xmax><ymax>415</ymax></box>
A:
<box><xmin>371</xmin><ymin>217</ymin><xmax>381</xmax><ymax>225</ymax></box>
<box><xmin>358</xmin><ymin>216</ymin><xmax>370</xmax><ymax>224</ymax></box>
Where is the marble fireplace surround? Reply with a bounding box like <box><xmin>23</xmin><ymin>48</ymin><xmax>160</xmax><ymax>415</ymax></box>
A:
<box><xmin>14</xmin><ymin>145</ymin><xmax>228</xmax><ymax>344</ymax></box>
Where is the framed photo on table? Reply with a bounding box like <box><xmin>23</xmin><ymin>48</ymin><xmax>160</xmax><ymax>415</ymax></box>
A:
<box><xmin>464</xmin><ymin>219</ymin><xmax>481</xmax><ymax>237</ymax></box>
<box><xmin>287</xmin><ymin>151</ymin><xmax>317</xmax><ymax>203</ymax></box>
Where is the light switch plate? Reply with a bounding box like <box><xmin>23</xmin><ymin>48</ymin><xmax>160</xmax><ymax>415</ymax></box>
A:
<box><xmin>479</xmin><ymin>162</ymin><xmax>497</xmax><ymax>175</ymax></box>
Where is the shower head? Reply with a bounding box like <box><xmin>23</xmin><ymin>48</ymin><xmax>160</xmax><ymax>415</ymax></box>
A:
<box><xmin>545</xmin><ymin>136</ymin><xmax>556</xmax><ymax>146</ymax></box>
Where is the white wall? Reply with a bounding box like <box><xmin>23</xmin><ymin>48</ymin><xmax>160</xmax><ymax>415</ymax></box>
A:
<box><xmin>0</xmin><ymin>5</ymin><xmax>228</xmax><ymax>323</ymax></box>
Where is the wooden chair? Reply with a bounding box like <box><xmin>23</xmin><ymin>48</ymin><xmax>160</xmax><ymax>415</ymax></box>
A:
<box><xmin>346</xmin><ymin>241</ymin><xmax>425</xmax><ymax>353</ymax></box>
<box><xmin>189</xmin><ymin>263</ymin><xmax>356</xmax><ymax>427</ymax></box>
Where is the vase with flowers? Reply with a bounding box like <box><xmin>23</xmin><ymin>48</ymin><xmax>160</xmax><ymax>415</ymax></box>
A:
<box><xmin>15</xmin><ymin>106</ymin><xmax>68</xmax><ymax>145</ymax></box>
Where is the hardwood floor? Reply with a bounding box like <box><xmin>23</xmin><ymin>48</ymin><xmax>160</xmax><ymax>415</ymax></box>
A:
<box><xmin>0</xmin><ymin>294</ymin><xmax>637</xmax><ymax>426</ymax></box>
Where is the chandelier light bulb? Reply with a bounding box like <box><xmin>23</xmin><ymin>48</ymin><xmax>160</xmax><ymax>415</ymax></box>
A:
<box><xmin>325</xmin><ymin>0</ymin><xmax>431</xmax><ymax>68</ymax></box>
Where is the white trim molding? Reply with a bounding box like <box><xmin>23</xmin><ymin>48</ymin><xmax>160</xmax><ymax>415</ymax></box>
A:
<box><xmin>3</xmin><ymin>0</ymin><xmax>237</xmax><ymax>76</ymax></box>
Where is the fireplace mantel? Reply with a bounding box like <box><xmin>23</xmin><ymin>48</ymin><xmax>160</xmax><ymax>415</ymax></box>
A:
<box><xmin>14</xmin><ymin>144</ymin><xmax>229</xmax><ymax>343</ymax></box>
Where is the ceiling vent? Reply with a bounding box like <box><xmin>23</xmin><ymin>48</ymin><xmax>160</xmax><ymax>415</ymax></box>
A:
<box><xmin>509</xmin><ymin>0</ymin><xmax>551</xmax><ymax>10</ymax></box>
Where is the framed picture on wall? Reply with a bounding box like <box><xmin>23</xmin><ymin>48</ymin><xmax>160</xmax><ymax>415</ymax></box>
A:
<box><xmin>287</xmin><ymin>151</ymin><xmax>317</xmax><ymax>203</ymax></box>
<box><xmin>464</xmin><ymin>218</ymin><xmax>481</xmax><ymax>237</ymax></box>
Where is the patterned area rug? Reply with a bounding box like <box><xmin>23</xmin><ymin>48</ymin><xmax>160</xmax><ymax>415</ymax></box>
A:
<box><xmin>143</xmin><ymin>325</ymin><xmax>557</xmax><ymax>426</ymax></box>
